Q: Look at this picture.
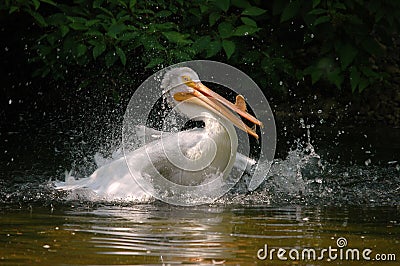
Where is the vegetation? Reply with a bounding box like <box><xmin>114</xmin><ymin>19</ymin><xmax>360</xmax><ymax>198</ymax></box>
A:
<box><xmin>1</xmin><ymin>0</ymin><xmax>399</xmax><ymax>93</ymax></box>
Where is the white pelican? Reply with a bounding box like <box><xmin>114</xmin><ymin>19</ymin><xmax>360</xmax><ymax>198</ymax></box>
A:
<box><xmin>56</xmin><ymin>67</ymin><xmax>262</xmax><ymax>202</ymax></box>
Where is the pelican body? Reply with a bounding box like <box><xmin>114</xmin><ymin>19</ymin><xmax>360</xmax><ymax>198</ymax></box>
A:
<box><xmin>56</xmin><ymin>67</ymin><xmax>261</xmax><ymax>202</ymax></box>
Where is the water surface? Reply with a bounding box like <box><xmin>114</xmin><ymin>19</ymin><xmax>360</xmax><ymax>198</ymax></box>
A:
<box><xmin>1</xmin><ymin>204</ymin><xmax>398</xmax><ymax>265</ymax></box>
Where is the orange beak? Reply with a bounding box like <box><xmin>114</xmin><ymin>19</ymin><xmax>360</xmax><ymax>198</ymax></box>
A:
<box><xmin>173</xmin><ymin>76</ymin><xmax>263</xmax><ymax>139</ymax></box>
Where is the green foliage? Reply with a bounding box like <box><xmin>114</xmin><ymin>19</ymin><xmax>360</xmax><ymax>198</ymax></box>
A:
<box><xmin>1</xmin><ymin>0</ymin><xmax>399</xmax><ymax>92</ymax></box>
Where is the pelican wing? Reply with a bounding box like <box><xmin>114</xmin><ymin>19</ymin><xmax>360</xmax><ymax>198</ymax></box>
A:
<box><xmin>56</xmin><ymin>127</ymin><xmax>253</xmax><ymax>201</ymax></box>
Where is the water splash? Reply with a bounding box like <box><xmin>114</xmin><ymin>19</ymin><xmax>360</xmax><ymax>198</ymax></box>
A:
<box><xmin>223</xmin><ymin>127</ymin><xmax>400</xmax><ymax>206</ymax></box>
<box><xmin>2</xmin><ymin>121</ymin><xmax>399</xmax><ymax>207</ymax></box>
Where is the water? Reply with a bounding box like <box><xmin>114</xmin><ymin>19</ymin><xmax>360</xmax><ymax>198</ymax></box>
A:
<box><xmin>1</xmin><ymin>93</ymin><xmax>400</xmax><ymax>265</ymax></box>
<box><xmin>0</xmin><ymin>204</ymin><xmax>398</xmax><ymax>265</ymax></box>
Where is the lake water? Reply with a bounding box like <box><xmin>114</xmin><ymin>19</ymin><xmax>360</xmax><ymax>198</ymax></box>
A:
<box><xmin>0</xmin><ymin>204</ymin><xmax>398</xmax><ymax>265</ymax></box>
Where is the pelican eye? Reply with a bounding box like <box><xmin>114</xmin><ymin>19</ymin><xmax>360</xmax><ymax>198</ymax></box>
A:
<box><xmin>182</xmin><ymin>76</ymin><xmax>192</xmax><ymax>82</ymax></box>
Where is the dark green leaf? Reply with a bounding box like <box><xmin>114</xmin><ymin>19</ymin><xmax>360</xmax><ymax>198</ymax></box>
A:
<box><xmin>358</xmin><ymin>77</ymin><xmax>369</xmax><ymax>92</ymax></box>
<box><xmin>242</xmin><ymin>6</ymin><xmax>266</xmax><ymax>16</ymax></box>
<box><xmin>69</xmin><ymin>23</ymin><xmax>88</xmax><ymax>30</ymax></box>
<box><xmin>145</xmin><ymin>57</ymin><xmax>164</xmax><ymax>69</ymax></box>
<box><xmin>349</xmin><ymin>67</ymin><xmax>360</xmax><ymax>93</ymax></box>
<box><xmin>214</xmin><ymin>0</ymin><xmax>230</xmax><ymax>12</ymax></box>
<box><xmin>86</xmin><ymin>19</ymin><xmax>100</xmax><ymax>27</ymax></box>
<box><xmin>171</xmin><ymin>49</ymin><xmax>191</xmax><ymax>61</ymax></box>
<box><xmin>27</xmin><ymin>10</ymin><xmax>47</xmax><ymax>27</ymax></box>
<box><xmin>333</xmin><ymin>3</ymin><xmax>346</xmax><ymax>10</ymax></box>
<box><xmin>118</xmin><ymin>0</ymin><xmax>127</xmax><ymax>8</ymax></box>
<box><xmin>312</xmin><ymin>0</ymin><xmax>321</xmax><ymax>8</ymax></box>
<box><xmin>93</xmin><ymin>42</ymin><xmax>106</xmax><ymax>59</ymax></box>
<box><xmin>46</xmin><ymin>34</ymin><xmax>57</xmax><ymax>46</ymax></box>
<box><xmin>118</xmin><ymin>32</ymin><xmax>138</xmax><ymax>41</ymax></box>
<box><xmin>115</xmin><ymin>46</ymin><xmax>126</xmax><ymax>65</ymax></box>
<box><xmin>162</xmin><ymin>31</ymin><xmax>192</xmax><ymax>44</ymax></box>
<box><xmin>140</xmin><ymin>35</ymin><xmax>164</xmax><ymax>50</ymax></box>
<box><xmin>206</xmin><ymin>40</ymin><xmax>221</xmax><ymax>58</ymax></box>
<box><xmin>156</xmin><ymin>10</ymin><xmax>172</xmax><ymax>17</ymax></box>
<box><xmin>47</xmin><ymin>13</ymin><xmax>68</xmax><ymax>26</ymax></box>
<box><xmin>41</xmin><ymin>0</ymin><xmax>57</xmax><ymax>6</ymax></box>
<box><xmin>304</xmin><ymin>65</ymin><xmax>323</xmax><ymax>84</ymax></box>
<box><xmin>33</xmin><ymin>0</ymin><xmax>40</xmax><ymax>10</ymax></box>
<box><xmin>67</xmin><ymin>16</ymin><xmax>87</xmax><ymax>24</ymax></box>
<box><xmin>307</xmin><ymin>8</ymin><xmax>326</xmax><ymax>15</ymax></box>
<box><xmin>191</xmin><ymin>36</ymin><xmax>211</xmax><ymax>53</ymax></box>
<box><xmin>327</xmin><ymin>68</ymin><xmax>344</xmax><ymax>89</ymax></box>
<box><xmin>107</xmin><ymin>23</ymin><xmax>127</xmax><ymax>38</ymax></box>
<box><xmin>240</xmin><ymin>17</ymin><xmax>257</xmax><ymax>27</ymax></box>
<box><xmin>78</xmin><ymin>79</ymin><xmax>91</xmax><ymax>90</ymax></box>
<box><xmin>9</xmin><ymin>6</ymin><xmax>19</xmax><ymax>14</ymax></box>
<box><xmin>231</xmin><ymin>0</ymin><xmax>251</xmax><ymax>8</ymax></box>
<box><xmin>37</xmin><ymin>44</ymin><xmax>52</xmax><ymax>56</ymax></box>
<box><xmin>337</xmin><ymin>43</ymin><xmax>358</xmax><ymax>69</ymax></box>
<box><xmin>75</xmin><ymin>44</ymin><xmax>87</xmax><ymax>58</ymax></box>
<box><xmin>93</xmin><ymin>0</ymin><xmax>104</xmax><ymax>8</ymax></box>
<box><xmin>151</xmin><ymin>22</ymin><xmax>176</xmax><ymax>31</ymax></box>
<box><xmin>233</xmin><ymin>25</ymin><xmax>258</xmax><ymax>36</ymax></box>
<box><xmin>360</xmin><ymin>66</ymin><xmax>379</xmax><ymax>79</ymax></box>
<box><xmin>218</xmin><ymin>22</ymin><xmax>234</xmax><ymax>39</ymax></box>
<box><xmin>199</xmin><ymin>4</ymin><xmax>209</xmax><ymax>13</ymax></box>
<box><xmin>281</xmin><ymin>0</ymin><xmax>300</xmax><ymax>22</ymax></box>
<box><xmin>85</xmin><ymin>30</ymin><xmax>103</xmax><ymax>37</ymax></box>
<box><xmin>311</xmin><ymin>69</ymin><xmax>323</xmax><ymax>84</ymax></box>
<box><xmin>209</xmin><ymin>12</ymin><xmax>221</xmax><ymax>26</ymax></box>
<box><xmin>129</xmin><ymin>0</ymin><xmax>136</xmax><ymax>11</ymax></box>
<box><xmin>105</xmin><ymin>50</ymin><xmax>118</xmax><ymax>67</ymax></box>
<box><xmin>99</xmin><ymin>7</ymin><xmax>114</xmax><ymax>17</ymax></box>
<box><xmin>63</xmin><ymin>36</ymin><xmax>77</xmax><ymax>53</ymax></box>
<box><xmin>313</xmin><ymin>15</ymin><xmax>330</xmax><ymax>26</ymax></box>
<box><xmin>222</xmin><ymin>40</ymin><xmax>235</xmax><ymax>59</ymax></box>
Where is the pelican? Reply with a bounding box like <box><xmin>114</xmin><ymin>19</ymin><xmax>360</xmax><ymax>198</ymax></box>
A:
<box><xmin>56</xmin><ymin>67</ymin><xmax>262</xmax><ymax>202</ymax></box>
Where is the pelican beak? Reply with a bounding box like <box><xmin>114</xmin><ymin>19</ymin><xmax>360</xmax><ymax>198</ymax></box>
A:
<box><xmin>174</xmin><ymin>76</ymin><xmax>262</xmax><ymax>139</ymax></box>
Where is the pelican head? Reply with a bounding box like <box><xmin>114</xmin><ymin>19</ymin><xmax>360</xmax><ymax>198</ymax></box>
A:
<box><xmin>161</xmin><ymin>67</ymin><xmax>262</xmax><ymax>139</ymax></box>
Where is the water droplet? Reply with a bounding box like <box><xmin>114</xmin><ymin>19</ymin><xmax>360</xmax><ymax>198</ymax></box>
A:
<box><xmin>299</xmin><ymin>118</ymin><xmax>305</xmax><ymax>128</ymax></box>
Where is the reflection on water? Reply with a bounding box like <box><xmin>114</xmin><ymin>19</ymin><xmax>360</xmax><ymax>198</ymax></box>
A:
<box><xmin>0</xmin><ymin>204</ymin><xmax>398</xmax><ymax>265</ymax></box>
